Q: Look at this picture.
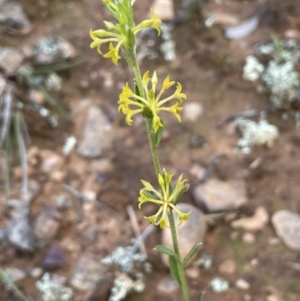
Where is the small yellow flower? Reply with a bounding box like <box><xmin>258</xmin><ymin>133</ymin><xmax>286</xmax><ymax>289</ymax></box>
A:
<box><xmin>90</xmin><ymin>4</ymin><xmax>161</xmax><ymax>65</ymax></box>
<box><xmin>118</xmin><ymin>71</ymin><xmax>186</xmax><ymax>132</ymax></box>
<box><xmin>138</xmin><ymin>171</ymin><xmax>190</xmax><ymax>229</ymax></box>
<box><xmin>90</xmin><ymin>28</ymin><xmax>125</xmax><ymax>65</ymax></box>
<box><xmin>133</xmin><ymin>9</ymin><xmax>161</xmax><ymax>35</ymax></box>
<box><xmin>103</xmin><ymin>42</ymin><xmax>121</xmax><ymax>65</ymax></box>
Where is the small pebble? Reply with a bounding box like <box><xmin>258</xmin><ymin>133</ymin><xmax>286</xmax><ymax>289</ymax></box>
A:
<box><xmin>55</xmin><ymin>195</ymin><xmax>70</xmax><ymax>211</ymax></box>
<box><xmin>151</xmin><ymin>0</ymin><xmax>175</xmax><ymax>21</ymax></box>
<box><xmin>218</xmin><ymin>259</ymin><xmax>236</xmax><ymax>274</ymax></box>
<box><xmin>267</xmin><ymin>295</ymin><xmax>280</xmax><ymax>301</ymax></box>
<box><xmin>268</xmin><ymin>237</ymin><xmax>280</xmax><ymax>246</ymax></box>
<box><xmin>183</xmin><ymin>102</ymin><xmax>203</xmax><ymax>122</ymax></box>
<box><xmin>157</xmin><ymin>276</ymin><xmax>179</xmax><ymax>295</ymax></box>
<box><xmin>250</xmin><ymin>258</ymin><xmax>258</xmax><ymax>267</ymax></box>
<box><xmin>242</xmin><ymin>232</ymin><xmax>256</xmax><ymax>244</ymax></box>
<box><xmin>236</xmin><ymin>279</ymin><xmax>250</xmax><ymax>290</ymax></box>
<box><xmin>42</xmin><ymin>244</ymin><xmax>65</xmax><ymax>270</ymax></box>
<box><xmin>30</xmin><ymin>267</ymin><xmax>43</xmax><ymax>278</ymax></box>
<box><xmin>4</xmin><ymin>268</ymin><xmax>26</xmax><ymax>283</ymax></box>
<box><xmin>185</xmin><ymin>267</ymin><xmax>200</xmax><ymax>279</ymax></box>
<box><xmin>231</xmin><ymin>206</ymin><xmax>269</xmax><ymax>232</ymax></box>
<box><xmin>189</xmin><ymin>164</ymin><xmax>206</xmax><ymax>180</ymax></box>
<box><xmin>244</xmin><ymin>294</ymin><xmax>252</xmax><ymax>301</ymax></box>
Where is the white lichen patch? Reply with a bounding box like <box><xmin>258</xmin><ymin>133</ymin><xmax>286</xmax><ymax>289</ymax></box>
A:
<box><xmin>108</xmin><ymin>273</ymin><xmax>145</xmax><ymax>301</ymax></box>
<box><xmin>235</xmin><ymin>115</ymin><xmax>279</xmax><ymax>154</ymax></box>
<box><xmin>257</xmin><ymin>39</ymin><xmax>300</xmax><ymax>64</ymax></box>
<box><xmin>262</xmin><ymin>60</ymin><xmax>299</xmax><ymax>108</ymax></box>
<box><xmin>45</xmin><ymin>73</ymin><xmax>62</xmax><ymax>91</ymax></box>
<box><xmin>243</xmin><ymin>39</ymin><xmax>300</xmax><ymax>110</ymax></box>
<box><xmin>101</xmin><ymin>245</ymin><xmax>151</xmax><ymax>301</ymax></box>
<box><xmin>62</xmin><ymin>136</ymin><xmax>77</xmax><ymax>156</ymax></box>
<box><xmin>210</xmin><ymin>277</ymin><xmax>229</xmax><ymax>293</ymax></box>
<box><xmin>160</xmin><ymin>23</ymin><xmax>176</xmax><ymax>61</ymax></box>
<box><xmin>36</xmin><ymin>273</ymin><xmax>73</xmax><ymax>301</ymax></box>
<box><xmin>33</xmin><ymin>37</ymin><xmax>76</xmax><ymax>65</ymax></box>
<box><xmin>243</xmin><ymin>56</ymin><xmax>264</xmax><ymax>82</ymax></box>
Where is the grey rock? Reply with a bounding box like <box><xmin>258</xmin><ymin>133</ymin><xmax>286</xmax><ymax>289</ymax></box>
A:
<box><xmin>42</xmin><ymin>244</ymin><xmax>65</xmax><ymax>270</ymax></box>
<box><xmin>4</xmin><ymin>187</ymin><xmax>42</xmax><ymax>251</ymax></box>
<box><xmin>193</xmin><ymin>178</ymin><xmax>247</xmax><ymax>213</ymax></box>
<box><xmin>157</xmin><ymin>276</ymin><xmax>179</xmax><ymax>295</ymax></box>
<box><xmin>83</xmin><ymin>228</ymin><xmax>99</xmax><ymax>242</ymax></box>
<box><xmin>55</xmin><ymin>195</ymin><xmax>71</xmax><ymax>211</ymax></box>
<box><xmin>33</xmin><ymin>207</ymin><xmax>60</xmax><ymax>243</ymax></box>
<box><xmin>161</xmin><ymin>203</ymin><xmax>206</xmax><ymax>266</ymax></box>
<box><xmin>0</xmin><ymin>47</ymin><xmax>23</xmax><ymax>75</ymax></box>
<box><xmin>33</xmin><ymin>36</ymin><xmax>77</xmax><ymax>66</ymax></box>
<box><xmin>231</xmin><ymin>206</ymin><xmax>269</xmax><ymax>232</ymax></box>
<box><xmin>0</xmin><ymin>0</ymin><xmax>32</xmax><ymax>34</ymax></box>
<box><xmin>40</xmin><ymin>149</ymin><xmax>64</xmax><ymax>173</ymax></box>
<box><xmin>4</xmin><ymin>267</ymin><xmax>26</xmax><ymax>283</ymax></box>
<box><xmin>70</xmin><ymin>253</ymin><xmax>106</xmax><ymax>292</ymax></box>
<box><xmin>272</xmin><ymin>210</ymin><xmax>300</xmax><ymax>251</ymax></box>
<box><xmin>0</xmin><ymin>73</ymin><xmax>6</xmax><ymax>94</ymax></box>
<box><xmin>5</xmin><ymin>217</ymin><xmax>41</xmax><ymax>251</ymax></box>
<box><xmin>89</xmin><ymin>158</ymin><xmax>112</xmax><ymax>173</ymax></box>
<box><xmin>0</xmin><ymin>228</ymin><xmax>5</xmax><ymax>241</ymax></box>
<box><xmin>77</xmin><ymin>106</ymin><xmax>114</xmax><ymax>158</ymax></box>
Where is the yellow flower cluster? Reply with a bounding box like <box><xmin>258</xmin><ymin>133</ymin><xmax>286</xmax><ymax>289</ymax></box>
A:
<box><xmin>139</xmin><ymin>172</ymin><xmax>191</xmax><ymax>229</ymax></box>
<box><xmin>90</xmin><ymin>0</ymin><xmax>161</xmax><ymax>65</ymax></box>
<box><xmin>118</xmin><ymin>71</ymin><xmax>186</xmax><ymax>132</ymax></box>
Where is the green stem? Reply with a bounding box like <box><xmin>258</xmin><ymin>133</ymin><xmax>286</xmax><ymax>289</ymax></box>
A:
<box><xmin>168</xmin><ymin>211</ymin><xmax>190</xmax><ymax>301</ymax></box>
<box><xmin>127</xmin><ymin>41</ymin><xmax>189</xmax><ymax>301</ymax></box>
<box><xmin>128</xmin><ymin>49</ymin><xmax>161</xmax><ymax>176</ymax></box>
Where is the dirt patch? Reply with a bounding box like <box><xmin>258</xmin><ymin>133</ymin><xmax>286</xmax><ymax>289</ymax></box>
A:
<box><xmin>1</xmin><ymin>1</ymin><xmax>300</xmax><ymax>301</ymax></box>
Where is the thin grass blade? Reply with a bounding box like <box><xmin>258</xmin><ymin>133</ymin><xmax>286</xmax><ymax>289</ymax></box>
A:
<box><xmin>0</xmin><ymin>266</ymin><xmax>30</xmax><ymax>301</ymax></box>
<box><xmin>0</xmin><ymin>91</ymin><xmax>12</xmax><ymax>148</ymax></box>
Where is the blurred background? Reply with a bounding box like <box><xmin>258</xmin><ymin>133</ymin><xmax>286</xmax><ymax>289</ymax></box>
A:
<box><xmin>0</xmin><ymin>1</ymin><xmax>300</xmax><ymax>301</ymax></box>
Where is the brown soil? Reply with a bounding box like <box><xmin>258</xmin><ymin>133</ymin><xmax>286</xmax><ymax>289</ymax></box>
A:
<box><xmin>1</xmin><ymin>0</ymin><xmax>300</xmax><ymax>301</ymax></box>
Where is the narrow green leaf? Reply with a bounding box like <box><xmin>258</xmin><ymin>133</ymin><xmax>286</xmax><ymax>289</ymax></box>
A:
<box><xmin>32</xmin><ymin>56</ymin><xmax>86</xmax><ymax>75</ymax></box>
<box><xmin>0</xmin><ymin>267</ymin><xmax>30</xmax><ymax>301</ymax></box>
<box><xmin>154</xmin><ymin>245</ymin><xmax>176</xmax><ymax>257</ymax></box>
<box><xmin>168</xmin><ymin>255</ymin><xmax>182</xmax><ymax>287</ymax></box>
<box><xmin>142</xmin><ymin>190</ymin><xmax>159</xmax><ymax>200</ymax></box>
<box><xmin>134</xmin><ymin>83</ymin><xmax>140</xmax><ymax>97</ymax></box>
<box><xmin>155</xmin><ymin>122</ymin><xmax>164</xmax><ymax>146</ymax></box>
<box><xmin>197</xmin><ymin>291</ymin><xmax>205</xmax><ymax>301</ymax></box>
<box><xmin>38</xmin><ymin>86</ymin><xmax>71</xmax><ymax>120</ymax></box>
<box><xmin>127</xmin><ymin>28</ymin><xmax>135</xmax><ymax>49</ymax></box>
<box><xmin>183</xmin><ymin>242</ymin><xmax>202</xmax><ymax>266</ymax></box>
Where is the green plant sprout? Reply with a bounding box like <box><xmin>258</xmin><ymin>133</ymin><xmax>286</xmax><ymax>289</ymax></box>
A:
<box><xmin>0</xmin><ymin>56</ymin><xmax>84</xmax><ymax>199</ymax></box>
<box><xmin>90</xmin><ymin>1</ymin><xmax>203</xmax><ymax>300</ymax></box>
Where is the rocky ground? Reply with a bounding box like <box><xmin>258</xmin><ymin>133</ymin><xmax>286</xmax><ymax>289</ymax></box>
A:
<box><xmin>0</xmin><ymin>0</ymin><xmax>300</xmax><ymax>301</ymax></box>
